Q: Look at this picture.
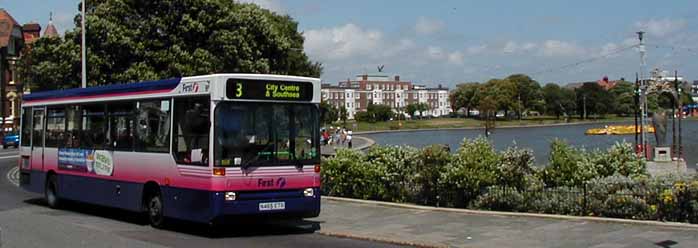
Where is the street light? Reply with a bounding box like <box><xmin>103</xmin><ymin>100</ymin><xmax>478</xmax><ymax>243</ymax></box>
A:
<box><xmin>81</xmin><ymin>0</ymin><xmax>87</xmax><ymax>88</ymax></box>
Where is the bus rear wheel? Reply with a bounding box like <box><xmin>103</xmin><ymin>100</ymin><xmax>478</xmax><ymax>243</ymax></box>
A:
<box><xmin>146</xmin><ymin>191</ymin><xmax>166</xmax><ymax>228</ymax></box>
<box><xmin>45</xmin><ymin>175</ymin><xmax>61</xmax><ymax>209</ymax></box>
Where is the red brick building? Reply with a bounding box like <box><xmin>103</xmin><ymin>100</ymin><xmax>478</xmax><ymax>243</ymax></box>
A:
<box><xmin>322</xmin><ymin>74</ymin><xmax>451</xmax><ymax>119</ymax></box>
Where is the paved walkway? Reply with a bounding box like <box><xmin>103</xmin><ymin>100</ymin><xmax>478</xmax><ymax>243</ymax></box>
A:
<box><xmin>320</xmin><ymin>136</ymin><xmax>374</xmax><ymax>156</ymax></box>
<box><xmin>315</xmin><ymin>197</ymin><xmax>698</xmax><ymax>248</ymax></box>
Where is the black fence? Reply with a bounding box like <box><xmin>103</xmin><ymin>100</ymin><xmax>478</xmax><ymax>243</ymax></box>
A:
<box><xmin>324</xmin><ymin>181</ymin><xmax>698</xmax><ymax>224</ymax></box>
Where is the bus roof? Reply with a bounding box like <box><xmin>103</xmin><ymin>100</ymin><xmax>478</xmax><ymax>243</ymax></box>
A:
<box><xmin>23</xmin><ymin>78</ymin><xmax>182</xmax><ymax>102</ymax></box>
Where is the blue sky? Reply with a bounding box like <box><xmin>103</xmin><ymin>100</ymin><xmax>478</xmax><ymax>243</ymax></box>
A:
<box><xmin>2</xmin><ymin>0</ymin><xmax>698</xmax><ymax>87</ymax></box>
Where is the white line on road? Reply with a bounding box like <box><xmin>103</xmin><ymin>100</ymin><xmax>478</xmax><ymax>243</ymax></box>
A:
<box><xmin>0</xmin><ymin>155</ymin><xmax>18</xmax><ymax>160</ymax></box>
<box><xmin>6</xmin><ymin>166</ymin><xmax>19</xmax><ymax>186</ymax></box>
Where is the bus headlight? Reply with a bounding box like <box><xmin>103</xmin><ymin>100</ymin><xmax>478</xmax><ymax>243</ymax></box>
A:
<box><xmin>303</xmin><ymin>188</ymin><xmax>314</xmax><ymax>197</ymax></box>
<box><xmin>225</xmin><ymin>192</ymin><xmax>237</xmax><ymax>201</ymax></box>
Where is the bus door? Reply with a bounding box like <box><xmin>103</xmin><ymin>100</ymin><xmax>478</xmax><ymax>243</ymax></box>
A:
<box><xmin>30</xmin><ymin>108</ymin><xmax>45</xmax><ymax>172</ymax></box>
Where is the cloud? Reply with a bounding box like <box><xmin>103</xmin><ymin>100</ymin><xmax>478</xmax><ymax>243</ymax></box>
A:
<box><xmin>540</xmin><ymin>40</ymin><xmax>585</xmax><ymax>57</ymax></box>
<box><xmin>426</xmin><ymin>46</ymin><xmax>445</xmax><ymax>59</ymax></box>
<box><xmin>635</xmin><ymin>18</ymin><xmax>686</xmax><ymax>37</ymax></box>
<box><xmin>501</xmin><ymin>41</ymin><xmax>537</xmax><ymax>54</ymax></box>
<box><xmin>447</xmin><ymin>51</ymin><xmax>464</xmax><ymax>65</ymax></box>
<box><xmin>304</xmin><ymin>23</ymin><xmax>384</xmax><ymax>60</ymax></box>
<box><xmin>237</xmin><ymin>0</ymin><xmax>284</xmax><ymax>13</ymax></box>
<box><xmin>466</xmin><ymin>44</ymin><xmax>488</xmax><ymax>55</ymax></box>
<box><xmin>415</xmin><ymin>16</ymin><xmax>445</xmax><ymax>35</ymax></box>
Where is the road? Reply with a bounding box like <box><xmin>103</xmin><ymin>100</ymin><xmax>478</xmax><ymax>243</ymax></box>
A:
<box><xmin>0</xmin><ymin>148</ymin><xmax>403</xmax><ymax>248</ymax></box>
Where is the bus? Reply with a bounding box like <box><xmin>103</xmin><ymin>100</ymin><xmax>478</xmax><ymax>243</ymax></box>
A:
<box><xmin>19</xmin><ymin>74</ymin><xmax>322</xmax><ymax>227</ymax></box>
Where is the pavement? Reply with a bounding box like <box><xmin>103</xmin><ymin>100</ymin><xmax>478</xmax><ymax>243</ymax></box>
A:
<box><xmin>320</xmin><ymin>136</ymin><xmax>374</xmax><ymax>156</ymax></box>
<box><xmin>318</xmin><ymin>197</ymin><xmax>698</xmax><ymax>248</ymax></box>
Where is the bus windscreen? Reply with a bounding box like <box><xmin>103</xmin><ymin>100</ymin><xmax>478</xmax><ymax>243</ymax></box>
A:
<box><xmin>214</xmin><ymin>102</ymin><xmax>319</xmax><ymax>167</ymax></box>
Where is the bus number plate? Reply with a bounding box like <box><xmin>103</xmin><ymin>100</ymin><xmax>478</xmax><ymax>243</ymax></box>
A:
<box><xmin>259</xmin><ymin>202</ymin><xmax>285</xmax><ymax>211</ymax></box>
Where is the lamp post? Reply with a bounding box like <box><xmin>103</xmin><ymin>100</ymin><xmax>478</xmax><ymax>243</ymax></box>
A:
<box><xmin>81</xmin><ymin>0</ymin><xmax>87</xmax><ymax>88</ymax></box>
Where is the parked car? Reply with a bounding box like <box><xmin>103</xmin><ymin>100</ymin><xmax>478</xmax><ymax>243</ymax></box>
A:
<box><xmin>2</xmin><ymin>132</ymin><xmax>19</xmax><ymax>149</ymax></box>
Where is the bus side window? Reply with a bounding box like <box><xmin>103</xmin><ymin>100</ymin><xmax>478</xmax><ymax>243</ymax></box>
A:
<box><xmin>172</xmin><ymin>97</ymin><xmax>210</xmax><ymax>165</ymax></box>
<box><xmin>46</xmin><ymin>108</ymin><xmax>66</xmax><ymax>148</ymax></box>
<box><xmin>135</xmin><ymin>99</ymin><xmax>171</xmax><ymax>153</ymax></box>
<box><xmin>81</xmin><ymin>104</ymin><xmax>107</xmax><ymax>149</ymax></box>
<box><xmin>32</xmin><ymin>109</ymin><xmax>44</xmax><ymax>147</ymax></box>
<box><xmin>108</xmin><ymin>102</ymin><xmax>136</xmax><ymax>151</ymax></box>
<box><xmin>65</xmin><ymin>106</ymin><xmax>81</xmax><ymax>148</ymax></box>
<box><xmin>20</xmin><ymin>107</ymin><xmax>31</xmax><ymax>147</ymax></box>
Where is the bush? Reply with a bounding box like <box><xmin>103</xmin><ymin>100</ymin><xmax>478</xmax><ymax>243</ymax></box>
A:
<box><xmin>365</xmin><ymin>146</ymin><xmax>421</xmax><ymax>202</ymax></box>
<box><xmin>542</xmin><ymin>140</ymin><xmax>646</xmax><ymax>187</ymax></box>
<box><xmin>439</xmin><ymin>137</ymin><xmax>499</xmax><ymax>207</ymax></box>
<box><xmin>541</xmin><ymin>139</ymin><xmax>587</xmax><ymax>187</ymax></box>
<box><xmin>415</xmin><ymin>144</ymin><xmax>451</xmax><ymax>205</ymax></box>
<box><xmin>472</xmin><ymin>186</ymin><xmax>525</xmax><ymax>211</ymax></box>
<box><xmin>497</xmin><ymin>146</ymin><xmax>535</xmax><ymax>190</ymax></box>
<box><xmin>322</xmin><ymin>149</ymin><xmax>384</xmax><ymax>199</ymax></box>
<box><xmin>322</xmin><ymin>140</ymin><xmax>698</xmax><ymax>223</ymax></box>
<box><xmin>524</xmin><ymin>187</ymin><xmax>583</xmax><ymax>215</ymax></box>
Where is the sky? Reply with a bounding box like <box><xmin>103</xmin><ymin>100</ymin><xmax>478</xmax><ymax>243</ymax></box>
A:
<box><xmin>2</xmin><ymin>0</ymin><xmax>698</xmax><ymax>87</ymax></box>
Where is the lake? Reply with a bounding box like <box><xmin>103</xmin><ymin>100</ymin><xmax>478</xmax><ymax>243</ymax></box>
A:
<box><xmin>361</xmin><ymin>120</ymin><xmax>698</xmax><ymax>168</ymax></box>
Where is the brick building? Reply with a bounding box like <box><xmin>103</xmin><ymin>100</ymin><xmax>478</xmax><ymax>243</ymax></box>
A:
<box><xmin>0</xmin><ymin>9</ymin><xmax>54</xmax><ymax>132</ymax></box>
<box><xmin>0</xmin><ymin>8</ymin><xmax>24</xmax><ymax>131</ymax></box>
<box><xmin>321</xmin><ymin>74</ymin><xmax>451</xmax><ymax>119</ymax></box>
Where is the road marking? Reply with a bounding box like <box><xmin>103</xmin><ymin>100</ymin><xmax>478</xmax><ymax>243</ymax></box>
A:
<box><xmin>6</xmin><ymin>166</ymin><xmax>19</xmax><ymax>187</ymax></box>
<box><xmin>0</xmin><ymin>155</ymin><xmax>18</xmax><ymax>160</ymax></box>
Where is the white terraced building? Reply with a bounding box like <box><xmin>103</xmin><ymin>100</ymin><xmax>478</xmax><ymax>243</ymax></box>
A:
<box><xmin>321</xmin><ymin>74</ymin><xmax>451</xmax><ymax>120</ymax></box>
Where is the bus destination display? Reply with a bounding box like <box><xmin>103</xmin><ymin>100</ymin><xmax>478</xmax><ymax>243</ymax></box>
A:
<box><xmin>226</xmin><ymin>79</ymin><xmax>313</xmax><ymax>101</ymax></box>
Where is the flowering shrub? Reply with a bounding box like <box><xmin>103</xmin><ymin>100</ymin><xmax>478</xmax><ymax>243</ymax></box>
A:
<box><xmin>414</xmin><ymin>144</ymin><xmax>451</xmax><ymax>205</ymax></box>
<box><xmin>365</xmin><ymin>145</ymin><xmax>421</xmax><ymax>202</ymax></box>
<box><xmin>471</xmin><ymin>186</ymin><xmax>525</xmax><ymax>212</ymax></box>
<box><xmin>439</xmin><ymin>138</ymin><xmax>500</xmax><ymax>206</ymax></box>
<box><xmin>497</xmin><ymin>146</ymin><xmax>535</xmax><ymax>190</ymax></box>
<box><xmin>323</xmin><ymin>139</ymin><xmax>698</xmax><ymax>223</ymax></box>
<box><xmin>542</xmin><ymin>141</ymin><xmax>646</xmax><ymax>187</ymax></box>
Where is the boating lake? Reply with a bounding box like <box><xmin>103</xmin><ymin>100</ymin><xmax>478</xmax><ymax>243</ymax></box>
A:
<box><xmin>361</xmin><ymin>120</ymin><xmax>698</xmax><ymax>168</ymax></box>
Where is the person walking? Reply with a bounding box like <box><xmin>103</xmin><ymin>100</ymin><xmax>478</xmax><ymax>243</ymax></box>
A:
<box><xmin>347</xmin><ymin>130</ymin><xmax>353</xmax><ymax>149</ymax></box>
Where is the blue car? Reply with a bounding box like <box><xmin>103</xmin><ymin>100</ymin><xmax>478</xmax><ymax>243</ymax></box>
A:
<box><xmin>3</xmin><ymin>132</ymin><xmax>19</xmax><ymax>149</ymax></box>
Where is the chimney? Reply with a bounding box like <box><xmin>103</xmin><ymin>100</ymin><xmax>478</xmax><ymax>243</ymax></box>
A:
<box><xmin>395</xmin><ymin>75</ymin><xmax>400</xmax><ymax>82</ymax></box>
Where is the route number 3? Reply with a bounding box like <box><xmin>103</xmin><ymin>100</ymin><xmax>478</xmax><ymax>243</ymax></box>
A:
<box><xmin>235</xmin><ymin>83</ymin><xmax>243</xmax><ymax>97</ymax></box>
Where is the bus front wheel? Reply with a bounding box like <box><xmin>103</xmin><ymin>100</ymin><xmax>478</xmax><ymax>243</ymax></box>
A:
<box><xmin>147</xmin><ymin>190</ymin><xmax>166</xmax><ymax>228</ymax></box>
<box><xmin>45</xmin><ymin>175</ymin><xmax>61</xmax><ymax>209</ymax></box>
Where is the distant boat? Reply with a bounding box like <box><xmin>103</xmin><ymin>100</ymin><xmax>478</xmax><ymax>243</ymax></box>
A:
<box><xmin>585</xmin><ymin>125</ymin><xmax>655</xmax><ymax>135</ymax></box>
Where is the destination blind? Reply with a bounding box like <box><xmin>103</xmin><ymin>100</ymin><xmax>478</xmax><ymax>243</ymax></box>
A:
<box><xmin>226</xmin><ymin>79</ymin><xmax>313</xmax><ymax>101</ymax></box>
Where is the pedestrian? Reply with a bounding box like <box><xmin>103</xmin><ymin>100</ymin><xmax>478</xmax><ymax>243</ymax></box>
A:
<box><xmin>340</xmin><ymin>128</ymin><xmax>347</xmax><ymax>145</ymax></box>
<box><xmin>347</xmin><ymin>130</ymin><xmax>353</xmax><ymax>149</ymax></box>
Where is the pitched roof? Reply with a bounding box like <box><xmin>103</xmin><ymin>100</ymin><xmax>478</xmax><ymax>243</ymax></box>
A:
<box><xmin>22</xmin><ymin>23</ymin><xmax>41</xmax><ymax>32</ymax></box>
<box><xmin>43</xmin><ymin>22</ymin><xmax>58</xmax><ymax>38</ymax></box>
<box><xmin>0</xmin><ymin>8</ymin><xmax>22</xmax><ymax>47</ymax></box>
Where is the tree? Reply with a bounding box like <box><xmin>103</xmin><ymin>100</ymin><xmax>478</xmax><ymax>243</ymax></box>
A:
<box><xmin>449</xmin><ymin>82</ymin><xmax>481</xmax><ymax>117</ymax></box>
<box><xmin>609</xmin><ymin>81</ymin><xmax>634</xmax><ymax>116</ymax></box>
<box><xmin>319</xmin><ymin>101</ymin><xmax>338</xmax><ymax>125</ymax></box>
<box><xmin>405</xmin><ymin>103</ymin><xmax>419</xmax><ymax>119</ymax></box>
<box><xmin>20</xmin><ymin>0</ymin><xmax>322</xmax><ymax>91</ymax></box>
<box><xmin>338</xmin><ymin>106</ymin><xmax>348</xmax><ymax>125</ymax></box>
<box><xmin>575</xmin><ymin>83</ymin><xmax>612</xmax><ymax>119</ymax></box>
<box><xmin>505</xmin><ymin>74</ymin><xmax>543</xmax><ymax>119</ymax></box>
<box><xmin>542</xmin><ymin>83</ymin><xmax>564</xmax><ymax>119</ymax></box>
<box><xmin>416</xmin><ymin>102</ymin><xmax>430</xmax><ymax>118</ymax></box>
